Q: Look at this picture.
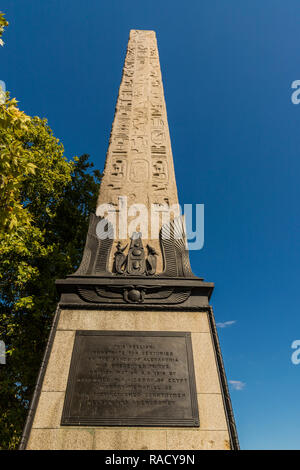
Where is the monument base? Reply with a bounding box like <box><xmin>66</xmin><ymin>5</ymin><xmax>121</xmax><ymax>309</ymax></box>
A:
<box><xmin>21</xmin><ymin>307</ymin><xmax>236</xmax><ymax>450</ymax></box>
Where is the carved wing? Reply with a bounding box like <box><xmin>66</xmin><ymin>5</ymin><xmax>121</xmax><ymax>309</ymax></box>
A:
<box><xmin>73</xmin><ymin>214</ymin><xmax>114</xmax><ymax>276</ymax></box>
<box><xmin>158</xmin><ymin>216</ymin><xmax>195</xmax><ymax>278</ymax></box>
<box><xmin>77</xmin><ymin>286</ymin><xmax>191</xmax><ymax>304</ymax></box>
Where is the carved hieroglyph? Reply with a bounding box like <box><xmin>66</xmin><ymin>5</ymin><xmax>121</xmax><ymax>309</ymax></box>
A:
<box><xmin>96</xmin><ymin>30</ymin><xmax>179</xmax><ymax>273</ymax></box>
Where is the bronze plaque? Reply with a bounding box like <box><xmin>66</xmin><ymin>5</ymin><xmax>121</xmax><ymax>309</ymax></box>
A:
<box><xmin>61</xmin><ymin>330</ymin><xmax>199</xmax><ymax>427</ymax></box>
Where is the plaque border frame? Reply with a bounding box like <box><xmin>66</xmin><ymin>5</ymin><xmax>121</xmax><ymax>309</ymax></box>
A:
<box><xmin>61</xmin><ymin>330</ymin><xmax>200</xmax><ymax>427</ymax></box>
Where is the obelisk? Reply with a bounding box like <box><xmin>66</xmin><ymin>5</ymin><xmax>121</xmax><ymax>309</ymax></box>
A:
<box><xmin>20</xmin><ymin>30</ymin><xmax>239</xmax><ymax>450</ymax></box>
<box><xmin>96</xmin><ymin>29</ymin><xmax>179</xmax><ymax>273</ymax></box>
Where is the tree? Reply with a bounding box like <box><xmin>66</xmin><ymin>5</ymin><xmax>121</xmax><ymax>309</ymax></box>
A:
<box><xmin>0</xmin><ymin>15</ymin><xmax>101</xmax><ymax>449</ymax></box>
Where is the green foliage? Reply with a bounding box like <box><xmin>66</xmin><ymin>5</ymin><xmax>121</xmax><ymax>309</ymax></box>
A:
<box><xmin>0</xmin><ymin>96</ymin><xmax>101</xmax><ymax>449</ymax></box>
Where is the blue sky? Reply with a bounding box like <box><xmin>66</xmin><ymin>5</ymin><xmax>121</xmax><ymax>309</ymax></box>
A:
<box><xmin>2</xmin><ymin>0</ymin><xmax>300</xmax><ymax>449</ymax></box>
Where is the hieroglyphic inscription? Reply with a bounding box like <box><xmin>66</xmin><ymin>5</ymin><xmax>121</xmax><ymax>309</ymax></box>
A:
<box><xmin>61</xmin><ymin>331</ymin><xmax>199</xmax><ymax>427</ymax></box>
<box><xmin>97</xmin><ymin>30</ymin><xmax>178</xmax><ymax>215</ymax></box>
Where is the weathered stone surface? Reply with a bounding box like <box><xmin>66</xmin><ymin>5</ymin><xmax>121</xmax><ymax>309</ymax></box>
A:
<box><xmin>58</xmin><ymin>309</ymin><xmax>210</xmax><ymax>333</ymax></box>
<box><xmin>42</xmin><ymin>330</ymin><xmax>75</xmax><ymax>392</ymax></box>
<box><xmin>166</xmin><ymin>430</ymin><xmax>231</xmax><ymax>450</ymax></box>
<box><xmin>32</xmin><ymin>392</ymin><xmax>64</xmax><ymax>428</ymax></box>
<box><xmin>134</xmin><ymin>310</ymin><xmax>210</xmax><ymax>333</ymax></box>
<box><xmin>197</xmin><ymin>393</ymin><xmax>228</xmax><ymax>430</ymax></box>
<box><xmin>57</xmin><ymin>309</ymin><xmax>136</xmax><ymax>331</ymax></box>
<box><xmin>96</xmin><ymin>30</ymin><xmax>179</xmax><ymax>273</ymax></box>
<box><xmin>27</xmin><ymin>429</ymin><xmax>94</xmax><ymax>450</ymax></box>
<box><xmin>191</xmin><ymin>333</ymin><xmax>221</xmax><ymax>393</ymax></box>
